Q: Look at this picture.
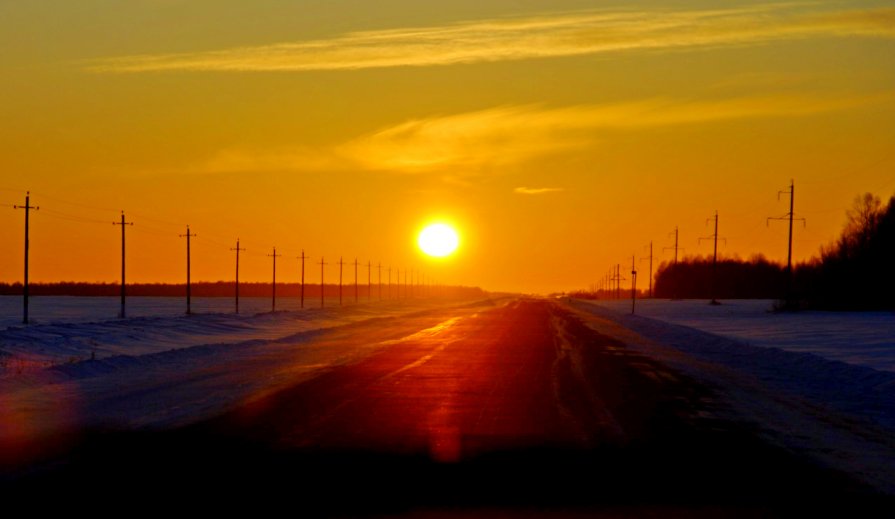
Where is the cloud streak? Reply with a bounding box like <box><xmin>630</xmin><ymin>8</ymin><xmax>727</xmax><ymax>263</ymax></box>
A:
<box><xmin>515</xmin><ymin>187</ymin><xmax>564</xmax><ymax>195</ymax></box>
<box><xmin>198</xmin><ymin>92</ymin><xmax>884</xmax><ymax>174</ymax></box>
<box><xmin>89</xmin><ymin>5</ymin><xmax>895</xmax><ymax>73</ymax></box>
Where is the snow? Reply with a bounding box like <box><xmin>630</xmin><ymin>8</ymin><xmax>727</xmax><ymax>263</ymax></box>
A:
<box><xmin>0</xmin><ymin>296</ymin><xmax>417</xmax><ymax>368</ymax></box>
<box><xmin>586</xmin><ymin>299</ymin><xmax>895</xmax><ymax>372</ymax></box>
<box><xmin>570</xmin><ymin>298</ymin><xmax>895</xmax><ymax>493</ymax></box>
<box><xmin>0</xmin><ymin>296</ymin><xmax>484</xmax><ymax>435</ymax></box>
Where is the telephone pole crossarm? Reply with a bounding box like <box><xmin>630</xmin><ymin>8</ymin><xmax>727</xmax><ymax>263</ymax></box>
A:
<box><xmin>112</xmin><ymin>211</ymin><xmax>134</xmax><ymax>318</ymax></box>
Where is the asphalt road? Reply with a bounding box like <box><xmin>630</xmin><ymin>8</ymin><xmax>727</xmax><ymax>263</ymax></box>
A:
<box><xmin>5</xmin><ymin>298</ymin><xmax>884</xmax><ymax>515</ymax></box>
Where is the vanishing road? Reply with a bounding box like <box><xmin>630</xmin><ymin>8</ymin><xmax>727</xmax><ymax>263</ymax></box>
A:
<box><xmin>5</xmin><ymin>298</ymin><xmax>882</xmax><ymax>515</ymax></box>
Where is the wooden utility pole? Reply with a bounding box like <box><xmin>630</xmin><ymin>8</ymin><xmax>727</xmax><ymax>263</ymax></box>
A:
<box><xmin>268</xmin><ymin>247</ymin><xmax>282</xmax><ymax>312</ymax></box>
<box><xmin>388</xmin><ymin>266</ymin><xmax>392</xmax><ymax>299</ymax></box>
<box><xmin>113</xmin><ymin>211</ymin><xmax>134</xmax><ymax>318</ymax></box>
<box><xmin>631</xmin><ymin>255</ymin><xmax>638</xmax><ymax>314</ymax></box>
<box><xmin>338</xmin><ymin>257</ymin><xmax>345</xmax><ymax>306</ymax></box>
<box><xmin>768</xmin><ymin>180</ymin><xmax>805</xmax><ymax>303</ymax></box>
<box><xmin>699</xmin><ymin>211</ymin><xmax>723</xmax><ymax>305</ymax></box>
<box><xmin>179</xmin><ymin>226</ymin><xmax>197</xmax><ymax>315</ymax></box>
<box><xmin>13</xmin><ymin>192</ymin><xmax>38</xmax><ymax>324</ymax></box>
<box><xmin>298</xmin><ymin>249</ymin><xmax>308</xmax><ymax>309</ymax></box>
<box><xmin>377</xmin><ymin>262</ymin><xmax>382</xmax><ymax>300</ymax></box>
<box><xmin>367</xmin><ymin>260</ymin><xmax>372</xmax><ymax>301</ymax></box>
<box><xmin>230</xmin><ymin>239</ymin><xmax>245</xmax><ymax>314</ymax></box>
<box><xmin>319</xmin><ymin>257</ymin><xmax>327</xmax><ymax>308</ymax></box>
<box><xmin>353</xmin><ymin>257</ymin><xmax>359</xmax><ymax>303</ymax></box>
<box><xmin>640</xmin><ymin>241</ymin><xmax>653</xmax><ymax>298</ymax></box>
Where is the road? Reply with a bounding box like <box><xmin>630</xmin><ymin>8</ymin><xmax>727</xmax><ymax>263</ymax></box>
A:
<box><xmin>4</xmin><ymin>298</ymin><xmax>881</xmax><ymax>515</ymax></box>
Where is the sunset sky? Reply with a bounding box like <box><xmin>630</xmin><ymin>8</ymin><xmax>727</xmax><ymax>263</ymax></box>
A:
<box><xmin>2</xmin><ymin>0</ymin><xmax>894</xmax><ymax>293</ymax></box>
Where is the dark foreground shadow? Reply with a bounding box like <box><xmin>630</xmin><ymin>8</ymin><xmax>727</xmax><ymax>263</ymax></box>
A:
<box><xmin>4</xmin><ymin>427</ymin><xmax>892</xmax><ymax>517</ymax></box>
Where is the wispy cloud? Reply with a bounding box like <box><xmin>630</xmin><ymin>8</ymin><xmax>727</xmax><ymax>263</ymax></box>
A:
<box><xmin>196</xmin><ymin>92</ymin><xmax>885</xmax><ymax>175</ymax></box>
<box><xmin>336</xmin><ymin>93</ymin><xmax>879</xmax><ymax>173</ymax></box>
<box><xmin>515</xmin><ymin>187</ymin><xmax>564</xmax><ymax>195</ymax></box>
<box><xmin>88</xmin><ymin>5</ymin><xmax>895</xmax><ymax>73</ymax></box>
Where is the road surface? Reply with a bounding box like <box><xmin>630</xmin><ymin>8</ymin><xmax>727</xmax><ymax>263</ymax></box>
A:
<box><xmin>3</xmin><ymin>298</ymin><xmax>883</xmax><ymax>515</ymax></box>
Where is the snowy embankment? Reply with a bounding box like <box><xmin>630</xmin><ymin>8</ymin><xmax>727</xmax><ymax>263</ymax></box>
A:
<box><xmin>570</xmin><ymin>298</ymin><xmax>895</xmax><ymax>494</ymax></box>
<box><xmin>0</xmin><ymin>297</ymin><xmax>428</xmax><ymax>370</ymax></box>
<box><xmin>0</xmin><ymin>297</ymin><xmax>489</xmax><ymax>438</ymax></box>
<box><xmin>578</xmin><ymin>299</ymin><xmax>895</xmax><ymax>428</ymax></box>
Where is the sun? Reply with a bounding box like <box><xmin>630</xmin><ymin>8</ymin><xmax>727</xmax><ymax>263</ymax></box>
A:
<box><xmin>418</xmin><ymin>223</ymin><xmax>460</xmax><ymax>257</ymax></box>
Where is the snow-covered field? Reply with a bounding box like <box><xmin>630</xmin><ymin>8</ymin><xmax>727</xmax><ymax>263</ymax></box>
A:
<box><xmin>587</xmin><ymin>298</ymin><xmax>895</xmax><ymax>372</ymax></box>
<box><xmin>571</xmin><ymin>298</ymin><xmax>895</xmax><ymax>494</ymax></box>
<box><xmin>0</xmin><ymin>296</ymin><xmax>403</xmax><ymax>368</ymax></box>
<box><xmin>1</xmin><ymin>296</ymin><xmax>489</xmax><ymax>440</ymax></box>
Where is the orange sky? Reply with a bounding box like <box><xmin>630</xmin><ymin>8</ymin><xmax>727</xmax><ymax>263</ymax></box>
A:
<box><xmin>2</xmin><ymin>1</ymin><xmax>894</xmax><ymax>293</ymax></box>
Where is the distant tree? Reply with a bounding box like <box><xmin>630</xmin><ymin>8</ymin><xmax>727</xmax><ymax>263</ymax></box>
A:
<box><xmin>796</xmin><ymin>192</ymin><xmax>894</xmax><ymax>310</ymax></box>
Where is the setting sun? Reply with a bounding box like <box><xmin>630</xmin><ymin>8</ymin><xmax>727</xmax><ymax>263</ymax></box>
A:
<box><xmin>418</xmin><ymin>224</ymin><xmax>460</xmax><ymax>258</ymax></box>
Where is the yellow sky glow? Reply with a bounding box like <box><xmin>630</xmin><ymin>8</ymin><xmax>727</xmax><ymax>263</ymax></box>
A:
<box><xmin>1</xmin><ymin>1</ymin><xmax>894</xmax><ymax>293</ymax></box>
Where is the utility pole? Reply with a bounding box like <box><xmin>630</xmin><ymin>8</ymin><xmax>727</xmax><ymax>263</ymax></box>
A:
<box><xmin>112</xmin><ymin>211</ymin><xmax>134</xmax><ymax>318</ymax></box>
<box><xmin>298</xmin><ymin>250</ymin><xmax>308</xmax><ymax>309</ymax></box>
<box><xmin>367</xmin><ymin>260</ymin><xmax>372</xmax><ymax>301</ymax></box>
<box><xmin>663</xmin><ymin>227</ymin><xmax>685</xmax><ymax>300</ymax></box>
<box><xmin>699</xmin><ymin>211</ymin><xmax>724</xmax><ymax>305</ymax></box>
<box><xmin>319</xmin><ymin>257</ymin><xmax>327</xmax><ymax>308</ymax></box>
<box><xmin>664</xmin><ymin>227</ymin><xmax>683</xmax><ymax>264</ymax></box>
<box><xmin>268</xmin><ymin>247</ymin><xmax>282</xmax><ymax>312</ymax></box>
<box><xmin>338</xmin><ymin>256</ymin><xmax>345</xmax><ymax>306</ymax></box>
<box><xmin>610</xmin><ymin>264</ymin><xmax>626</xmax><ymax>300</ymax></box>
<box><xmin>377</xmin><ymin>262</ymin><xmax>382</xmax><ymax>300</ymax></box>
<box><xmin>640</xmin><ymin>241</ymin><xmax>653</xmax><ymax>298</ymax></box>
<box><xmin>179</xmin><ymin>226</ymin><xmax>197</xmax><ymax>315</ymax></box>
<box><xmin>631</xmin><ymin>255</ymin><xmax>638</xmax><ymax>314</ymax></box>
<box><xmin>230</xmin><ymin>239</ymin><xmax>245</xmax><ymax>314</ymax></box>
<box><xmin>353</xmin><ymin>258</ymin><xmax>359</xmax><ymax>303</ymax></box>
<box><xmin>388</xmin><ymin>266</ymin><xmax>392</xmax><ymax>300</ymax></box>
<box><xmin>768</xmin><ymin>180</ymin><xmax>806</xmax><ymax>303</ymax></box>
<box><xmin>404</xmin><ymin>268</ymin><xmax>408</xmax><ymax>299</ymax></box>
<box><xmin>13</xmin><ymin>192</ymin><xmax>38</xmax><ymax>324</ymax></box>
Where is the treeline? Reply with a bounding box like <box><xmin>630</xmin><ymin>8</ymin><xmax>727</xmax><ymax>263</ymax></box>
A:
<box><xmin>0</xmin><ymin>281</ymin><xmax>486</xmax><ymax>299</ymax></box>
<box><xmin>653</xmin><ymin>192</ymin><xmax>895</xmax><ymax>309</ymax></box>
<box><xmin>654</xmin><ymin>256</ymin><xmax>786</xmax><ymax>300</ymax></box>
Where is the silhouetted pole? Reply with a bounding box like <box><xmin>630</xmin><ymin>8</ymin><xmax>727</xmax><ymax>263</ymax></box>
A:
<box><xmin>404</xmin><ymin>269</ymin><xmax>408</xmax><ymax>299</ymax></box>
<box><xmin>388</xmin><ymin>266</ymin><xmax>392</xmax><ymax>299</ymax></box>
<box><xmin>179</xmin><ymin>226</ymin><xmax>197</xmax><ymax>315</ymax></box>
<box><xmin>338</xmin><ymin>256</ymin><xmax>344</xmax><ymax>306</ymax></box>
<box><xmin>631</xmin><ymin>255</ymin><xmax>638</xmax><ymax>314</ymax></box>
<box><xmin>298</xmin><ymin>250</ymin><xmax>308</xmax><ymax>309</ymax></box>
<box><xmin>377</xmin><ymin>262</ymin><xmax>382</xmax><ymax>300</ymax></box>
<box><xmin>319</xmin><ymin>257</ymin><xmax>327</xmax><ymax>308</ymax></box>
<box><xmin>14</xmin><ymin>192</ymin><xmax>38</xmax><ymax>324</ymax></box>
<box><xmin>113</xmin><ymin>211</ymin><xmax>134</xmax><ymax>318</ymax></box>
<box><xmin>648</xmin><ymin>242</ymin><xmax>652</xmax><ymax>298</ymax></box>
<box><xmin>608</xmin><ymin>264</ymin><xmax>622</xmax><ymax>299</ymax></box>
<box><xmin>699</xmin><ymin>212</ymin><xmax>722</xmax><ymax>305</ymax></box>
<box><xmin>268</xmin><ymin>247</ymin><xmax>282</xmax><ymax>312</ymax></box>
<box><xmin>768</xmin><ymin>180</ymin><xmax>805</xmax><ymax>303</ymax></box>
<box><xmin>230</xmin><ymin>239</ymin><xmax>245</xmax><ymax>314</ymax></box>
<box><xmin>353</xmin><ymin>258</ymin><xmax>359</xmax><ymax>303</ymax></box>
<box><xmin>367</xmin><ymin>260</ymin><xmax>372</xmax><ymax>301</ymax></box>
<box><xmin>663</xmin><ymin>227</ymin><xmax>685</xmax><ymax>300</ymax></box>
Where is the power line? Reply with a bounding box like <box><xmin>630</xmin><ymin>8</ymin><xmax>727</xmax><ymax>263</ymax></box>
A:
<box><xmin>298</xmin><ymin>250</ymin><xmax>308</xmax><ymax>309</ymax></box>
<box><xmin>13</xmin><ymin>192</ymin><xmax>39</xmax><ymax>324</ymax></box>
<box><xmin>112</xmin><ymin>211</ymin><xmax>134</xmax><ymax>318</ymax></box>
<box><xmin>319</xmin><ymin>257</ymin><xmax>328</xmax><ymax>308</ymax></box>
<box><xmin>268</xmin><ymin>247</ymin><xmax>282</xmax><ymax>312</ymax></box>
<box><xmin>231</xmin><ymin>239</ymin><xmax>246</xmax><ymax>314</ymax></box>
<box><xmin>179</xmin><ymin>226</ymin><xmax>197</xmax><ymax>315</ymax></box>
<box><xmin>767</xmin><ymin>179</ymin><xmax>806</xmax><ymax>303</ymax></box>
<box><xmin>699</xmin><ymin>211</ymin><xmax>726</xmax><ymax>305</ymax></box>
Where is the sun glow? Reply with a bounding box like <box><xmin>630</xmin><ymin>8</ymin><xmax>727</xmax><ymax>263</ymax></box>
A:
<box><xmin>418</xmin><ymin>224</ymin><xmax>460</xmax><ymax>258</ymax></box>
